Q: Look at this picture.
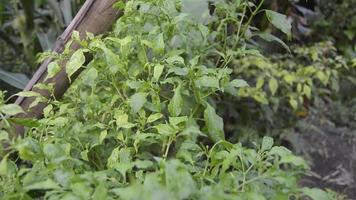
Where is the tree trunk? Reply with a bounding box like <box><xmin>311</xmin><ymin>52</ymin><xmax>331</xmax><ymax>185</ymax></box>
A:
<box><xmin>13</xmin><ymin>0</ymin><xmax>123</xmax><ymax>137</ymax></box>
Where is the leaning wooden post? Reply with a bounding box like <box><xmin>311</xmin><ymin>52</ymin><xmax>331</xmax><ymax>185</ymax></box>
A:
<box><xmin>13</xmin><ymin>0</ymin><xmax>123</xmax><ymax>136</ymax></box>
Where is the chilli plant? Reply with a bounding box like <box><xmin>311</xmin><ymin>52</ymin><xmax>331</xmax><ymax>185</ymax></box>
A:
<box><xmin>0</xmin><ymin>0</ymin><xmax>341</xmax><ymax>199</ymax></box>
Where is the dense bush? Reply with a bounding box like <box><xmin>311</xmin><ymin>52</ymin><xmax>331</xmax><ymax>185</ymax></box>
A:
<box><xmin>0</xmin><ymin>0</ymin><xmax>345</xmax><ymax>199</ymax></box>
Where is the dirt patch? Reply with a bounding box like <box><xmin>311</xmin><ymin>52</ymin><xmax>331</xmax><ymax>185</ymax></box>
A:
<box><xmin>283</xmin><ymin>113</ymin><xmax>356</xmax><ymax>199</ymax></box>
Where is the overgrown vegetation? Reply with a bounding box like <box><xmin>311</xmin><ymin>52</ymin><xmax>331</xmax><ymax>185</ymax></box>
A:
<box><xmin>0</xmin><ymin>0</ymin><xmax>355</xmax><ymax>199</ymax></box>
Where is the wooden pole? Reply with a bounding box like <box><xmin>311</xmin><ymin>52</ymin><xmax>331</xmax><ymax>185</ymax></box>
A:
<box><xmin>13</xmin><ymin>0</ymin><xmax>123</xmax><ymax>136</ymax></box>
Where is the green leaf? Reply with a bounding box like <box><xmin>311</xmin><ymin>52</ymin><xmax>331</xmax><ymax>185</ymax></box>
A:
<box><xmin>230</xmin><ymin>79</ymin><xmax>249</xmax><ymax>88</ymax></box>
<box><xmin>268</xmin><ymin>77</ymin><xmax>278</xmax><ymax>95</ymax></box>
<box><xmin>0</xmin><ymin>156</ymin><xmax>8</xmax><ymax>176</ymax></box>
<box><xmin>153</xmin><ymin>64</ymin><xmax>164</xmax><ymax>81</ymax></box>
<box><xmin>0</xmin><ymin>68</ymin><xmax>29</xmax><ymax>89</ymax></box>
<box><xmin>301</xmin><ymin>188</ymin><xmax>331</xmax><ymax>200</ymax></box>
<box><xmin>83</xmin><ymin>67</ymin><xmax>98</xmax><ymax>87</ymax></box>
<box><xmin>66</xmin><ymin>49</ymin><xmax>85</xmax><ymax>78</ymax></box>
<box><xmin>8</xmin><ymin>118</ymin><xmax>40</xmax><ymax>128</ymax></box>
<box><xmin>147</xmin><ymin>113</ymin><xmax>163</xmax><ymax>123</ymax></box>
<box><xmin>204</xmin><ymin>104</ymin><xmax>225</xmax><ymax>143</ymax></box>
<box><xmin>24</xmin><ymin>179</ymin><xmax>60</xmax><ymax>190</ymax></box>
<box><xmin>289</xmin><ymin>97</ymin><xmax>298</xmax><ymax>110</ymax></box>
<box><xmin>115</xmin><ymin>113</ymin><xmax>135</xmax><ymax>129</ymax></box>
<box><xmin>195</xmin><ymin>76</ymin><xmax>220</xmax><ymax>89</ymax></box>
<box><xmin>155</xmin><ymin>33</ymin><xmax>165</xmax><ymax>54</ymax></box>
<box><xmin>261</xmin><ymin>136</ymin><xmax>273</xmax><ymax>152</ymax></box>
<box><xmin>16</xmin><ymin>91</ymin><xmax>41</xmax><ymax>97</ymax></box>
<box><xmin>265</xmin><ymin>10</ymin><xmax>292</xmax><ymax>38</ymax></box>
<box><xmin>46</xmin><ymin>61</ymin><xmax>61</xmax><ymax>79</ymax></box>
<box><xmin>258</xmin><ymin>33</ymin><xmax>290</xmax><ymax>52</ymax></box>
<box><xmin>0</xmin><ymin>104</ymin><xmax>24</xmax><ymax>115</ymax></box>
<box><xmin>93</xmin><ymin>183</ymin><xmax>108</xmax><ymax>200</ymax></box>
<box><xmin>155</xmin><ymin>124</ymin><xmax>176</xmax><ymax>136</ymax></box>
<box><xmin>169</xmin><ymin>116</ymin><xmax>188</xmax><ymax>126</ymax></box>
<box><xmin>168</xmin><ymin>85</ymin><xmax>183</xmax><ymax>117</ymax></box>
<box><xmin>129</xmin><ymin>93</ymin><xmax>147</xmax><ymax>113</ymax></box>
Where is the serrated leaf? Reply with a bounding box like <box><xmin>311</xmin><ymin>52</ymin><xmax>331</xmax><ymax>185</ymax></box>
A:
<box><xmin>204</xmin><ymin>104</ymin><xmax>225</xmax><ymax>143</ymax></box>
<box><xmin>265</xmin><ymin>10</ymin><xmax>292</xmax><ymax>38</ymax></box>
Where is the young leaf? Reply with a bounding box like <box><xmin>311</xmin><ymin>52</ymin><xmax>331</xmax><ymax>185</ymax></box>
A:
<box><xmin>230</xmin><ymin>79</ymin><xmax>249</xmax><ymax>88</ymax></box>
<box><xmin>268</xmin><ymin>77</ymin><xmax>278</xmax><ymax>95</ymax></box>
<box><xmin>265</xmin><ymin>10</ymin><xmax>292</xmax><ymax>38</ymax></box>
<box><xmin>46</xmin><ymin>61</ymin><xmax>61</xmax><ymax>79</ymax></box>
<box><xmin>153</xmin><ymin>64</ymin><xmax>164</xmax><ymax>81</ymax></box>
<box><xmin>66</xmin><ymin>49</ymin><xmax>85</xmax><ymax>78</ymax></box>
<box><xmin>204</xmin><ymin>104</ymin><xmax>225</xmax><ymax>143</ymax></box>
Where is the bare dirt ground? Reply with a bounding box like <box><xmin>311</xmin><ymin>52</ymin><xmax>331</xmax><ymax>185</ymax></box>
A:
<box><xmin>283</xmin><ymin>111</ymin><xmax>356</xmax><ymax>199</ymax></box>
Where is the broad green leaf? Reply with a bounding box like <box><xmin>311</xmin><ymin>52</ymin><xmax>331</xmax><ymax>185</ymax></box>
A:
<box><xmin>83</xmin><ymin>67</ymin><xmax>98</xmax><ymax>87</ymax></box>
<box><xmin>115</xmin><ymin>113</ymin><xmax>135</xmax><ymax>129</ymax></box>
<box><xmin>0</xmin><ymin>68</ymin><xmax>29</xmax><ymax>89</ymax></box>
<box><xmin>204</xmin><ymin>104</ymin><xmax>225</xmax><ymax>143</ymax></box>
<box><xmin>261</xmin><ymin>136</ymin><xmax>274</xmax><ymax>152</ymax></box>
<box><xmin>182</xmin><ymin>0</ymin><xmax>210</xmax><ymax>24</ymax></box>
<box><xmin>258</xmin><ymin>33</ymin><xmax>290</xmax><ymax>52</ymax></box>
<box><xmin>155</xmin><ymin>124</ymin><xmax>176</xmax><ymax>136</ymax></box>
<box><xmin>256</xmin><ymin>77</ymin><xmax>264</xmax><ymax>89</ymax></box>
<box><xmin>153</xmin><ymin>64</ymin><xmax>164</xmax><ymax>81</ymax></box>
<box><xmin>265</xmin><ymin>10</ymin><xmax>292</xmax><ymax>38</ymax></box>
<box><xmin>0</xmin><ymin>156</ymin><xmax>8</xmax><ymax>176</ymax></box>
<box><xmin>289</xmin><ymin>97</ymin><xmax>298</xmax><ymax>110</ymax></box>
<box><xmin>301</xmin><ymin>188</ymin><xmax>331</xmax><ymax>200</ymax></box>
<box><xmin>99</xmin><ymin>130</ymin><xmax>108</xmax><ymax>144</ymax></box>
<box><xmin>269</xmin><ymin>77</ymin><xmax>278</xmax><ymax>95</ymax></box>
<box><xmin>168</xmin><ymin>85</ymin><xmax>183</xmax><ymax>116</ymax></box>
<box><xmin>129</xmin><ymin>93</ymin><xmax>147</xmax><ymax>113</ymax></box>
<box><xmin>303</xmin><ymin>84</ymin><xmax>311</xmax><ymax>99</ymax></box>
<box><xmin>0</xmin><ymin>104</ymin><xmax>24</xmax><ymax>115</ymax></box>
<box><xmin>195</xmin><ymin>76</ymin><xmax>219</xmax><ymax>89</ymax></box>
<box><xmin>147</xmin><ymin>113</ymin><xmax>163</xmax><ymax>123</ymax></box>
<box><xmin>230</xmin><ymin>79</ymin><xmax>249</xmax><ymax>88</ymax></box>
<box><xmin>0</xmin><ymin>131</ymin><xmax>9</xmax><ymax>141</ymax></box>
<box><xmin>47</xmin><ymin>61</ymin><xmax>61</xmax><ymax>79</ymax></box>
<box><xmin>93</xmin><ymin>183</ymin><xmax>108</xmax><ymax>200</ymax></box>
<box><xmin>169</xmin><ymin>116</ymin><xmax>188</xmax><ymax>126</ymax></box>
<box><xmin>102</xmin><ymin>46</ymin><xmax>123</xmax><ymax>74</ymax></box>
<box><xmin>66</xmin><ymin>49</ymin><xmax>85</xmax><ymax>78</ymax></box>
<box><xmin>166</xmin><ymin>55</ymin><xmax>185</xmax><ymax>65</ymax></box>
<box><xmin>24</xmin><ymin>179</ymin><xmax>60</xmax><ymax>190</ymax></box>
